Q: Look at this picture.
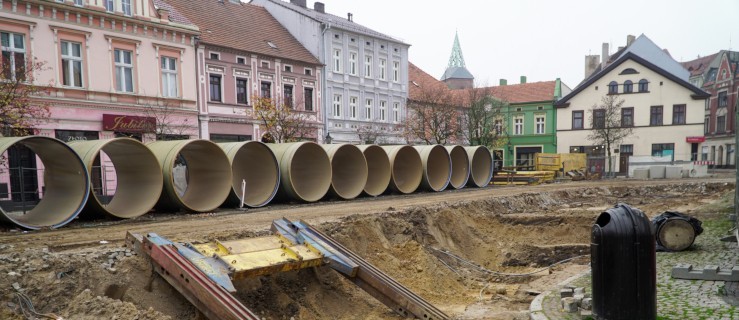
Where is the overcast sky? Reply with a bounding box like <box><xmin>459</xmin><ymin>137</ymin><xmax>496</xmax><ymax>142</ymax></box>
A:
<box><xmin>301</xmin><ymin>0</ymin><xmax>739</xmax><ymax>88</ymax></box>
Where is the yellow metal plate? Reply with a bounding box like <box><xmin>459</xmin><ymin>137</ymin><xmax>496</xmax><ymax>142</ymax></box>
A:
<box><xmin>217</xmin><ymin>236</ymin><xmax>288</xmax><ymax>254</ymax></box>
<box><xmin>220</xmin><ymin>244</ymin><xmax>324</xmax><ymax>279</ymax></box>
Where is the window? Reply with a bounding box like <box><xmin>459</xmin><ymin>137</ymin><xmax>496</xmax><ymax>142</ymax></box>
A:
<box><xmin>209</xmin><ymin>74</ymin><xmax>222</xmax><ymax>102</ymax></box>
<box><xmin>379</xmin><ymin>100</ymin><xmax>387</xmax><ymax>121</ymax></box>
<box><xmin>621</xmin><ymin>107</ymin><xmax>634</xmax><ymax>127</ymax></box>
<box><xmin>104</xmin><ymin>0</ymin><xmax>114</xmax><ymax>12</ymax></box>
<box><xmin>365</xmin><ymin>98</ymin><xmax>373</xmax><ymax>119</ymax></box>
<box><xmin>572</xmin><ymin>111</ymin><xmax>584</xmax><ymax>129</ymax></box>
<box><xmin>236</xmin><ymin>78</ymin><xmax>248</xmax><ymax>104</ymax></box>
<box><xmin>61</xmin><ymin>41</ymin><xmax>83</xmax><ymax>88</ymax></box>
<box><xmin>623</xmin><ymin>80</ymin><xmax>633</xmax><ymax>93</ymax></box>
<box><xmin>379</xmin><ymin>58</ymin><xmax>386</xmax><ymax>80</ymax></box>
<box><xmin>114</xmin><ymin>49</ymin><xmax>133</xmax><ymax>92</ymax></box>
<box><xmin>333</xmin><ymin>48</ymin><xmax>341</xmax><ymax>73</ymax></box>
<box><xmin>608</xmin><ymin>81</ymin><xmax>618</xmax><ymax>94</ymax></box>
<box><xmin>593</xmin><ymin>109</ymin><xmax>605</xmax><ymax>129</ymax></box>
<box><xmin>717</xmin><ymin>115</ymin><xmax>726</xmax><ymax>133</ymax></box>
<box><xmin>304</xmin><ymin>88</ymin><xmax>313</xmax><ymax>111</ymax></box>
<box><xmin>260</xmin><ymin>81</ymin><xmax>271</xmax><ymax>98</ymax></box>
<box><xmin>261</xmin><ymin>61</ymin><xmax>269</xmax><ymax>68</ymax></box>
<box><xmin>304</xmin><ymin>68</ymin><xmax>312</xmax><ymax>76</ymax></box>
<box><xmin>365</xmin><ymin>54</ymin><xmax>372</xmax><ymax>78</ymax></box>
<box><xmin>349</xmin><ymin>52</ymin><xmax>357</xmax><ymax>75</ymax></box>
<box><xmin>283</xmin><ymin>85</ymin><xmax>293</xmax><ymax>108</ymax></box>
<box><xmin>620</xmin><ymin>144</ymin><xmax>633</xmax><ymax>154</ymax></box>
<box><xmin>284</xmin><ymin>65</ymin><xmax>292</xmax><ymax>73</ymax></box>
<box><xmin>651</xmin><ymin>143</ymin><xmax>675</xmax><ymax>159</ymax></box>
<box><xmin>1</xmin><ymin>32</ymin><xmax>26</xmax><ymax>81</ymax></box>
<box><xmin>349</xmin><ymin>96</ymin><xmax>357</xmax><ymax>119</ymax></box>
<box><xmin>333</xmin><ymin>94</ymin><xmax>342</xmax><ymax>117</ymax></box>
<box><xmin>494</xmin><ymin>119</ymin><xmax>503</xmax><ymax>134</ymax></box>
<box><xmin>210</xmin><ymin>134</ymin><xmax>252</xmax><ymax>143</ymax></box>
<box><xmin>236</xmin><ymin>57</ymin><xmax>246</xmax><ymax>64</ymax></box>
<box><xmin>514</xmin><ymin>116</ymin><xmax>523</xmax><ymax>135</ymax></box>
<box><xmin>74</xmin><ymin>0</ymin><xmax>83</xmax><ymax>6</ymax></box>
<box><xmin>704</xmin><ymin>116</ymin><xmax>709</xmax><ymax>134</ymax></box>
<box><xmin>161</xmin><ymin>57</ymin><xmax>177</xmax><ymax>97</ymax></box>
<box><xmin>209</xmin><ymin>52</ymin><xmax>219</xmax><ymax>60</ymax></box>
<box><xmin>638</xmin><ymin>79</ymin><xmax>648</xmax><ymax>92</ymax></box>
<box><xmin>393</xmin><ymin>61</ymin><xmax>400</xmax><ymax>82</ymax></box>
<box><xmin>672</xmin><ymin>104</ymin><xmax>686</xmax><ymax>125</ymax></box>
<box><xmin>650</xmin><ymin>106</ymin><xmax>663</xmax><ymax>126</ymax></box>
<box><xmin>121</xmin><ymin>0</ymin><xmax>132</xmax><ymax>16</ymax></box>
<box><xmin>393</xmin><ymin>102</ymin><xmax>399</xmax><ymax>122</ymax></box>
<box><xmin>718</xmin><ymin>91</ymin><xmax>728</xmax><ymax>108</ymax></box>
<box><xmin>535</xmin><ymin>115</ymin><xmax>545</xmax><ymax>134</ymax></box>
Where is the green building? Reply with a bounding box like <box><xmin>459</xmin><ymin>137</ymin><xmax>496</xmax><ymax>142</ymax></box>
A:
<box><xmin>491</xmin><ymin>78</ymin><xmax>570</xmax><ymax>170</ymax></box>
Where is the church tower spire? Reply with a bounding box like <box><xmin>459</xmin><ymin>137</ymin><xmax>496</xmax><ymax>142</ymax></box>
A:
<box><xmin>441</xmin><ymin>31</ymin><xmax>474</xmax><ymax>89</ymax></box>
<box><xmin>448</xmin><ymin>31</ymin><xmax>466</xmax><ymax>68</ymax></box>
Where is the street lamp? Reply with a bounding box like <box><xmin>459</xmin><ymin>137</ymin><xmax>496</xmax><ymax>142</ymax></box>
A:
<box><xmin>324</xmin><ymin>132</ymin><xmax>333</xmax><ymax>144</ymax></box>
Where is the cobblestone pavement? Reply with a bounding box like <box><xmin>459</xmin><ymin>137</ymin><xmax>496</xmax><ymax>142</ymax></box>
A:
<box><xmin>533</xmin><ymin>206</ymin><xmax>738</xmax><ymax>319</ymax></box>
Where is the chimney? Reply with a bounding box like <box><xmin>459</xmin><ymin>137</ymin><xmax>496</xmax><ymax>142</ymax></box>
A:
<box><xmin>520</xmin><ymin>76</ymin><xmax>527</xmax><ymax>84</ymax></box>
<box><xmin>601</xmin><ymin>42</ymin><xmax>609</xmax><ymax>64</ymax></box>
<box><xmin>347</xmin><ymin>12</ymin><xmax>353</xmax><ymax>22</ymax></box>
<box><xmin>290</xmin><ymin>0</ymin><xmax>306</xmax><ymax>8</ymax></box>
<box><xmin>157</xmin><ymin>8</ymin><xmax>170</xmax><ymax>22</ymax></box>
<box><xmin>584</xmin><ymin>55</ymin><xmax>599</xmax><ymax>78</ymax></box>
<box><xmin>627</xmin><ymin>34</ymin><xmax>636</xmax><ymax>46</ymax></box>
<box><xmin>499</xmin><ymin>79</ymin><xmax>507</xmax><ymax>86</ymax></box>
<box><xmin>314</xmin><ymin>2</ymin><xmax>325</xmax><ymax>13</ymax></box>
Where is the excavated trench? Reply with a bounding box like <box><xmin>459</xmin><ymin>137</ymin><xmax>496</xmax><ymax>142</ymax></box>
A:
<box><xmin>0</xmin><ymin>182</ymin><xmax>732</xmax><ymax>320</ymax></box>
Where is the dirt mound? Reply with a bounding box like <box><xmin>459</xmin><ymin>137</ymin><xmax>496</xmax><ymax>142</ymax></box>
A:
<box><xmin>63</xmin><ymin>289</ymin><xmax>171</xmax><ymax>320</ymax></box>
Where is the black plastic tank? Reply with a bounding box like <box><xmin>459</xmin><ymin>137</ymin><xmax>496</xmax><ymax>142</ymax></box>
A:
<box><xmin>591</xmin><ymin>203</ymin><xmax>656</xmax><ymax>320</ymax></box>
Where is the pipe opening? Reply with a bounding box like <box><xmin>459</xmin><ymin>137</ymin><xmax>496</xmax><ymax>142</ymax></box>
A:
<box><xmin>220</xmin><ymin>141</ymin><xmax>279</xmax><ymax>208</ymax></box>
<box><xmin>416</xmin><ymin>145</ymin><xmax>452</xmax><ymax>192</ymax></box>
<box><xmin>325</xmin><ymin>144</ymin><xmax>367</xmax><ymax>200</ymax></box>
<box><xmin>359</xmin><ymin>145</ymin><xmax>390</xmax><ymax>197</ymax></box>
<box><xmin>383</xmin><ymin>146</ymin><xmax>422</xmax><ymax>194</ymax></box>
<box><xmin>0</xmin><ymin>137</ymin><xmax>89</xmax><ymax>229</ymax></box>
<box><xmin>466</xmin><ymin>146</ymin><xmax>493</xmax><ymax>187</ymax></box>
<box><xmin>270</xmin><ymin>142</ymin><xmax>331</xmax><ymax>202</ymax></box>
<box><xmin>446</xmin><ymin>145</ymin><xmax>470</xmax><ymax>189</ymax></box>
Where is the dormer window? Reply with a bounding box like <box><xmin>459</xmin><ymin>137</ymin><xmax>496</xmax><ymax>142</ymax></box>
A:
<box><xmin>608</xmin><ymin>81</ymin><xmax>618</xmax><ymax>94</ymax></box>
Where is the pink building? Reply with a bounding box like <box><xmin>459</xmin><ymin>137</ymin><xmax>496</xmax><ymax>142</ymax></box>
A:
<box><xmin>163</xmin><ymin>0</ymin><xmax>322</xmax><ymax>142</ymax></box>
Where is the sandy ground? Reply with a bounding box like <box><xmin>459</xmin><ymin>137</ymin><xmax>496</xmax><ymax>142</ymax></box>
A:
<box><xmin>0</xmin><ymin>177</ymin><xmax>733</xmax><ymax>319</ymax></box>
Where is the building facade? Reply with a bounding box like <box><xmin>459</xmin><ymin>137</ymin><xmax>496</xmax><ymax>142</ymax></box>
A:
<box><xmin>556</xmin><ymin>35</ymin><xmax>709</xmax><ymax>176</ymax></box>
<box><xmin>0</xmin><ymin>0</ymin><xmax>200</xmax><ymax>141</ymax></box>
<box><xmin>682</xmin><ymin>50</ymin><xmax>739</xmax><ymax>168</ymax></box>
<box><xmin>163</xmin><ymin>0</ymin><xmax>322</xmax><ymax>142</ymax></box>
<box><xmin>252</xmin><ymin>0</ymin><xmax>410</xmax><ymax>144</ymax></box>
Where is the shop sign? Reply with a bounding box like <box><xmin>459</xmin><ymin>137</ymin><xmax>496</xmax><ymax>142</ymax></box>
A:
<box><xmin>685</xmin><ymin>136</ymin><xmax>706</xmax><ymax>143</ymax></box>
<box><xmin>103</xmin><ymin>114</ymin><xmax>156</xmax><ymax>133</ymax></box>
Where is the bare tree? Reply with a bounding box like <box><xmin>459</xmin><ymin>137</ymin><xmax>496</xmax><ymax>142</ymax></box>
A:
<box><xmin>138</xmin><ymin>101</ymin><xmax>194</xmax><ymax>140</ymax></box>
<box><xmin>355</xmin><ymin>117</ymin><xmax>402</xmax><ymax>144</ymax></box>
<box><xmin>252</xmin><ymin>95</ymin><xmax>315</xmax><ymax>143</ymax></box>
<box><xmin>587</xmin><ymin>95</ymin><xmax>634</xmax><ymax>177</ymax></box>
<box><xmin>0</xmin><ymin>58</ymin><xmax>51</xmax><ymax>137</ymax></box>
<box><xmin>461</xmin><ymin>87</ymin><xmax>509</xmax><ymax>149</ymax></box>
<box><xmin>404</xmin><ymin>86</ymin><xmax>463</xmax><ymax>145</ymax></box>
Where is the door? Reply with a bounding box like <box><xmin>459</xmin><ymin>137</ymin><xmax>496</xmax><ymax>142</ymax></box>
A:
<box><xmin>619</xmin><ymin>153</ymin><xmax>632</xmax><ymax>175</ymax></box>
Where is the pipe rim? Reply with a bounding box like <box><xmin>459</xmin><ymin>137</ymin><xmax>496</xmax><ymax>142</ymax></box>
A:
<box><xmin>446</xmin><ymin>145</ymin><xmax>470</xmax><ymax>189</ymax></box>
<box><xmin>382</xmin><ymin>145</ymin><xmax>423</xmax><ymax>194</ymax></box>
<box><xmin>219</xmin><ymin>141</ymin><xmax>280</xmax><ymax>207</ymax></box>
<box><xmin>415</xmin><ymin>145</ymin><xmax>452</xmax><ymax>192</ymax></box>
<box><xmin>358</xmin><ymin>144</ymin><xmax>391</xmax><ymax>196</ymax></box>
<box><xmin>324</xmin><ymin>144</ymin><xmax>368</xmax><ymax>200</ymax></box>
<box><xmin>466</xmin><ymin>146</ymin><xmax>493</xmax><ymax>187</ymax></box>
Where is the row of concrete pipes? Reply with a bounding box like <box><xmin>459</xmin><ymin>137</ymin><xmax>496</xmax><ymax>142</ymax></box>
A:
<box><xmin>0</xmin><ymin>136</ymin><xmax>494</xmax><ymax>230</ymax></box>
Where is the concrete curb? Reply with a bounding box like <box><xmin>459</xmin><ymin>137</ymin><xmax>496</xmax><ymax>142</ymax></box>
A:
<box><xmin>529</xmin><ymin>268</ymin><xmax>592</xmax><ymax>320</ymax></box>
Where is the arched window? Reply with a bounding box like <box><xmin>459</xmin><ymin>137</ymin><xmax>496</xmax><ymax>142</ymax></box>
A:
<box><xmin>608</xmin><ymin>81</ymin><xmax>618</xmax><ymax>94</ymax></box>
<box><xmin>623</xmin><ymin>80</ymin><xmax>633</xmax><ymax>93</ymax></box>
<box><xmin>638</xmin><ymin>79</ymin><xmax>649</xmax><ymax>92</ymax></box>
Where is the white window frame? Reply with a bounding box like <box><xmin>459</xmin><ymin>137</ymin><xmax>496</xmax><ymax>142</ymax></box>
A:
<box><xmin>393</xmin><ymin>102</ymin><xmax>400</xmax><ymax>122</ymax></box>
<box><xmin>61</xmin><ymin>41</ymin><xmax>83</xmax><ymax>88</ymax></box>
<box><xmin>283</xmin><ymin>84</ymin><xmax>294</xmax><ymax>108</ymax></box>
<box><xmin>104</xmin><ymin>0</ymin><xmax>114</xmax><ymax>12</ymax></box>
<box><xmin>379</xmin><ymin>58</ymin><xmax>386</xmax><ymax>81</ymax></box>
<box><xmin>392</xmin><ymin>61</ymin><xmax>400</xmax><ymax>82</ymax></box>
<box><xmin>349</xmin><ymin>96</ymin><xmax>358</xmax><ymax>119</ymax></box>
<box><xmin>283</xmin><ymin>64</ymin><xmax>293</xmax><ymax>73</ymax></box>
<box><xmin>73</xmin><ymin>0</ymin><xmax>83</xmax><ymax>6</ymax></box>
<box><xmin>364</xmin><ymin>54</ymin><xmax>373</xmax><ymax>78</ymax></box>
<box><xmin>514</xmin><ymin>116</ymin><xmax>524</xmax><ymax>135</ymax></box>
<box><xmin>235</xmin><ymin>77</ymin><xmax>248</xmax><ymax>105</ymax></box>
<box><xmin>304</xmin><ymin>68</ymin><xmax>313</xmax><ymax>76</ymax></box>
<box><xmin>161</xmin><ymin>56</ymin><xmax>178</xmax><ymax>97</ymax></box>
<box><xmin>209</xmin><ymin>73</ymin><xmax>223</xmax><ymax>102</ymax></box>
<box><xmin>535</xmin><ymin>114</ymin><xmax>545</xmax><ymax>134</ymax></box>
<box><xmin>333</xmin><ymin>94</ymin><xmax>342</xmax><ymax>118</ymax></box>
<box><xmin>236</xmin><ymin>56</ymin><xmax>246</xmax><ymax>64</ymax></box>
<box><xmin>379</xmin><ymin>100</ymin><xmax>387</xmax><ymax>121</ymax></box>
<box><xmin>121</xmin><ymin>0</ymin><xmax>132</xmax><ymax>16</ymax></box>
<box><xmin>209</xmin><ymin>51</ymin><xmax>220</xmax><ymax>60</ymax></box>
<box><xmin>333</xmin><ymin>48</ymin><xmax>342</xmax><ymax>73</ymax></box>
<box><xmin>1</xmin><ymin>31</ymin><xmax>26</xmax><ymax>81</ymax></box>
<box><xmin>349</xmin><ymin>51</ymin><xmax>357</xmax><ymax>76</ymax></box>
<box><xmin>365</xmin><ymin>98</ymin><xmax>373</xmax><ymax>119</ymax></box>
<box><xmin>114</xmin><ymin>48</ymin><xmax>134</xmax><ymax>93</ymax></box>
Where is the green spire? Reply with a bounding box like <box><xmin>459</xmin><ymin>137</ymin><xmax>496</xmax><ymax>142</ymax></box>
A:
<box><xmin>447</xmin><ymin>31</ymin><xmax>466</xmax><ymax>68</ymax></box>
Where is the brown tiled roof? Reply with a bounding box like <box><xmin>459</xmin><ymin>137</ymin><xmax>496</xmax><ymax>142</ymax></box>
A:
<box><xmin>161</xmin><ymin>0</ymin><xmax>320</xmax><ymax>65</ymax></box>
<box><xmin>153</xmin><ymin>0</ymin><xmax>194</xmax><ymax>26</ymax></box>
<box><xmin>681</xmin><ymin>53</ymin><xmax>720</xmax><ymax>77</ymax></box>
<box><xmin>408</xmin><ymin>62</ymin><xmax>451</xmax><ymax>101</ymax></box>
<box><xmin>486</xmin><ymin>81</ymin><xmax>556</xmax><ymax>104</ymax></box>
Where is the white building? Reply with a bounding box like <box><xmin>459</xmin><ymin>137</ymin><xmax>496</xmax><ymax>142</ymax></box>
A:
<box><xmin>555</xmin><ymin>35</ymin><xmax>709</xmax><ymax>176</ymax></box>
<box><xmin>251</xmin><ymin>0</ymin><xmax>410</xmax><ymax>144</ymax></box>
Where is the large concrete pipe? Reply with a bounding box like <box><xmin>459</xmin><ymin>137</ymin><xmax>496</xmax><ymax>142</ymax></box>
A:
<box><xmin>147</xmin><ymin>140</ymin><xmax>232</xmax><ymax>212</ymax></box>
<box><xmin>445</xmin><ymin>145</ymin><xmax>470</xmax><ymax>189</ymax></box>
<box><xmin>357</xmin><ymin>145</ymin><xmax>391</xmax><ymax>197</ymax></box>
<box><xmin>381</xmin><ymin>145</ymin><xmax>423</xmax><ymax>194</ymax></box>
<box><xmin>465</xmin><ymin>146</ymin><xmax>493</xmax><ymax>187</ymax></box>
<box><xmin>0</xmin><ymin>136</ymin><xmax>89</xmax><ymax>229</ymax></box>
<box><xmin>322</xmin><ymin>144</ymin><xmax>367</xmax><ymax>200</ymax></box>
<box><xmin>268</xmin><ymin>142</ymin><xmax>331</xmax><ymax>202</ymax></box>
<box><xmin>219</xmin><ymin>141</ymin><xmax>279</xmax><ymax>208</ymax></box>
<box><xmin>69</xmin><ymin>138</ymin><xmax>163</xmax><ymax>219</ymax></box>
<box><xmin>413</xmin><ymin>145</ymin><xmax>452</xmax><ymax>192</ymax></box>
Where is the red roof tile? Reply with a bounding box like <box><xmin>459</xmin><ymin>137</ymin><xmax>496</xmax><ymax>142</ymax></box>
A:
<box><xmin>408</xmin><ymin>62</ymin><xmax>451</xmax><ymax>101</ymax></box>
<box><xmin>485</xmin><ymin>81</ymin><xmax>556</xmax><ymax>104</ymax></box>
<box><xmin>161</xmin><ymin>0</ymin><xmax>320</xmax><ymax>65</ymax></box>
<box><xmin>681</xmin><ymin>53</ymin><xmax>720</xmax><ymax>77</ymax></box>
